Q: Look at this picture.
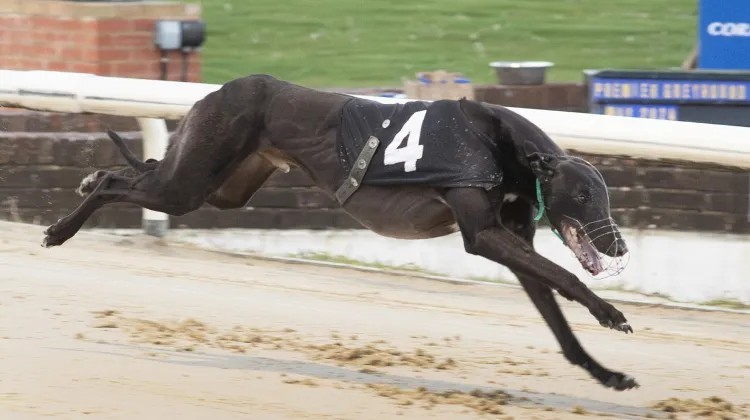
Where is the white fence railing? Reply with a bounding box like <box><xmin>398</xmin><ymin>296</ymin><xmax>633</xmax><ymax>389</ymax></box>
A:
<box><xmin>4</xmin><ymin>70</ymin><xmax>750</xmax><ymax>167</ymax></box>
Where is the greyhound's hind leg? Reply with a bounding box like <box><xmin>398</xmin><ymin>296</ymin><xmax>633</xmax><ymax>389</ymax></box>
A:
<box><xmin>77</xmin><ymin>129</ymin><xmax>161</xmax><ymax>197</ymax></box>
<box><xmin>206</xmin><ymin>153</ymin><xmax>279</xmax><ymax>209</ymax></box>
<box><xmin>43</xmin><ymin>167</ymin><xmax>209</xmax><ymax>247</ymax></box>
<box><xmin>43</xmin><ymin>172</ymin><xmax>146</xmax><ymax>247</ymax></box>
<box><xmin>44</xmin><ymin>75</ymin><xmax>276</xmax><ymax>247</ymax></box>
<box><xmin>76</xmin><ymin>170</ymin><xmax>107</xmax><ymax>197</ymax></box>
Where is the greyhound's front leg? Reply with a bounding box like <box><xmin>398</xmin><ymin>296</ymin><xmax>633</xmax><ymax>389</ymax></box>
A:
<box><xmin>444</xmin><ymin>188</ymin><xmax>631</xmax><ymax>332</ymax></box>
<box><xmin>517</xmin><ymin>273</ymin><xmax>638</xmax><ymax>389</ymax></box>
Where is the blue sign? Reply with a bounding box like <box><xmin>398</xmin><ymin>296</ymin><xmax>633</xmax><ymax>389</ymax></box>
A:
<box><xmin>590</xmin><ymin>78</ymin><xmax>750</xmax><ymax>103</ymax></box>
<box><xmin>698</xmin><ymin>0</ymin><xmax>750</xmax><ymax>70</ymax></box>
<box><xmin>598</xmin><ymin>105</ymin><xmax>679</xmax><ymax>120</ymax></box>
<box><xmin>585</xmin><ymin>70</ymin><xmax>750</xmax><ymax>126</ymax></box>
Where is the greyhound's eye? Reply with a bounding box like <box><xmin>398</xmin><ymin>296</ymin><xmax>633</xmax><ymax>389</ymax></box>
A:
<box><xmin>575</xmin><ymin>193</ymin><xmax>588</xmax><ymax>204</ymax></box>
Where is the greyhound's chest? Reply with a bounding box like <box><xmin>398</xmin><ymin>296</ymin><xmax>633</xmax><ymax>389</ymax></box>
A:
<box><xmin>336</xmin><ymin>99</ymin><xmax>503</xmax><ymax>192</ymax></box>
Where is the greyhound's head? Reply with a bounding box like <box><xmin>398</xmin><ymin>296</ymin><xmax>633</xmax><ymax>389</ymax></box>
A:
<box><xmin>528</xmin><ymin>152</ymin><xmax>628</xmax><ymax>276</ymax></box>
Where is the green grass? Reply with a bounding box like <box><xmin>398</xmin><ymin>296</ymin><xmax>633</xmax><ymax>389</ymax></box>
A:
<box><xmin>601</xmin><ymin>285</ymin><xmax>750</xmax><ymax>310</ymax></box>
<box><xmin>290</xmin><ymin>252</ymin><xmax>440</xmax><ymax>275</ymax></box>
<box><xmin>196</xmin><ymin>0</ymin><xmax>698</xmax><ymax>87</ymax></box>
<box><xmin>700</xmin><ymin>299</ymin><xmax>750</xmax><ymax>311</ymax></box>
<box><xmin>290</xmin><ymin>252</ymin><xmax>518</xmax><ymax>284</ymax></box>
<box><xmin>466</xmin><ymin>275</ymin><xmax>517</xmax><ymax>285</ymax></box>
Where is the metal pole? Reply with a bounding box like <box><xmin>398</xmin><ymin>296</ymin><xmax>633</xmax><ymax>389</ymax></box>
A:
<box><xmin>136</xmin><ymin>117</ymin><xmax>170</xmax><ymax>237</ymax></box>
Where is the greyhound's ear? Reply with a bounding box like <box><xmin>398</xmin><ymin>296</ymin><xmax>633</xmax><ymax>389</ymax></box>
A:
<box><xmin>527</xmin><ymin>152</ymin><xmax>558</xmax><ymax>181</ymax></box>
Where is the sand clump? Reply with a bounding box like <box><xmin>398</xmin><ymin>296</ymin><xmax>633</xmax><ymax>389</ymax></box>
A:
<box><xmin>304</xmin><ymin>342</ymin><xmax>457</xmax><ymax>370</ymax></box>
<box><xmin>87</xmin><ymin>311</ymin><xmax>459</xmax><ymax>371</ymax></box>
<box><xmin>651</xmin><ymin>396</ymin><xmax>749</xmax><ymax>420</ymax></box>
<box><xmin>367</xmin><ymin>384</ymin><xmax>510</xmax><ymax>416</ymax></box>
<box><xmin>95</xmin><ymin>315</ymin><xmax>216</xmax><ymax>350</ymax></box>
<box><xmin>282</xmin><ymin>378</ymin><xmax>319</xmax><ymax>387</ymax></box>
<box><xmin>90</xmin><ymin>311</ymin><xmax>285</xmax><ymax>352</ymax></box>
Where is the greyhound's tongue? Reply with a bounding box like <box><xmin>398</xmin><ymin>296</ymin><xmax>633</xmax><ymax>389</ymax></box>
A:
<box><xmin>562</xmin><ymin>223</ymin><xmax>604</xmax><ymax>276</ymax></box>
<box><xmin>578</xmin><ymin>235</ymin><xmax>604</xmax><ymax>275</ymax></box>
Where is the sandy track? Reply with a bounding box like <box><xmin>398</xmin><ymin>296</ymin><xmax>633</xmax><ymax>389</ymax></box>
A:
<box><xmin>1</xmin><ymin>221</ymin><xmax>748</xmax><ymax>419</ymax></box>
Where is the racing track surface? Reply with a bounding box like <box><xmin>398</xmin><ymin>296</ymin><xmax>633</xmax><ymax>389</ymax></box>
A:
<box><xmin>1</xmin><ymin>221</ymin><xmax>748</xmax><ymax>419</ymax></box>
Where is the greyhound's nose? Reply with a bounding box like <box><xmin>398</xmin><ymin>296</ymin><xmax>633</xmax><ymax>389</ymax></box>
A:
<box><xmin>614</xmin><ymin>240</ymin><xmax>628</xmax><ymax>257</ymax></box>
<box><xmin>603</xmin><ymin>238</ymin><xmax>628</xmax><ymax>257</ymax></box>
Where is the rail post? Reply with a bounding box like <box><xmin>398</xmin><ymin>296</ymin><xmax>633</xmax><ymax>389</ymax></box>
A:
<box><xmin>136</xmin><ymin>117</ymin><xmax>170</xmax><ymax>237</ymax></box>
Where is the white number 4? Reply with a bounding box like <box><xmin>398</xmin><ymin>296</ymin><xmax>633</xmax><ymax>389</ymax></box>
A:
<box><xmin>383</xmin><ymin>110</ymin><xmax>426</xmax><ymax>173</ymax></box>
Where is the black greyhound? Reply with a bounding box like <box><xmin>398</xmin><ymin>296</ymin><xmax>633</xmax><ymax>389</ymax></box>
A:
<box><xmin>44</xmin><ymin>74</ymin><xmax>637</xmax><ymax>390</ymax></box>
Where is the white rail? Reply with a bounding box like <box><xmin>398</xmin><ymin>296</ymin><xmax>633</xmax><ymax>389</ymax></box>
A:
<box><xmin>136</xmin><ymin>117</ymin><xmax>170</xmax><ymax>236</ymax></box>
<box><xmin>3</xmin><ymin>70</ymin><xmax>750</xmax><ymax>168</ymax></box>
<box><xmin>3</xmin><ymin>70</ymin><xmax>750</xmax><ymax>167</ymax></box>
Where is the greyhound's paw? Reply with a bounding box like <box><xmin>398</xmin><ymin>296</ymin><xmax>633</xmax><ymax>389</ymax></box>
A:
<box><xmin>41</xmin><ymin>235</ymin><xmax>59</xmax><ymax>248</ymax></box>
<box><xmin>42</xmin><ymin>222</ymin><xmax>71</xmax><ymax>248</ymax></box>
<box><xmin>603</xmin><ymin>373</ymin><xmax>639</xmax><ymax>391</ymax></box>
<box><xmin>599</xmin><ymin>320</ymin><xmax>634</xmax><ymax>334</ymax></box>
<box><xmin>592</xmin><ymin>302</ymin><xmax>633</xmax><ymax>334</ymax></box>
<box><xmin>76</xmin><ymin>170</ymin><xmax>106</xmax><ymax>197</ymax></box>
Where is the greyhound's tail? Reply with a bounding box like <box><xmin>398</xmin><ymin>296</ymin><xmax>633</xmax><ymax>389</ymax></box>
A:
<box><xmin>107</xmin><ymin>129</ymin><xmax>154</xmax><ymax>172</ymax></box>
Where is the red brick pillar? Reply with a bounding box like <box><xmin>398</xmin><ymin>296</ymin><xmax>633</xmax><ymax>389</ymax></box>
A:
<box><xmin>0</xmin><ymin>0</ymin><xmax>202</xmax><ymax>82</ymax></box>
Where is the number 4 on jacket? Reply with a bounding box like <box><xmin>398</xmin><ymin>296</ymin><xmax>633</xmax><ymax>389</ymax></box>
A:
<box><xmin>383</xmin><ymin>110</ymin><xmax>427</xmax><ymax>173</ymax></box>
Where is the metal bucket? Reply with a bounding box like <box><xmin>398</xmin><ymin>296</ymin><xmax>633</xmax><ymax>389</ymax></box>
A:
<box><xmin>489</xmin><ymin>61</ymin><xmax>554</xmax><ymax>85</ymax></box>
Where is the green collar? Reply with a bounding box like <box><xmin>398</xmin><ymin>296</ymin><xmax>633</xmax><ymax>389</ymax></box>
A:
<box><xmin>533</xmin><ymin>178</ymin><xmax>545</xmax><ymax>222</ymax></box>
<box><xmin>534</xmin><ymin>178</ymin><xmax>564</xmax><ymax>242</ymax></box>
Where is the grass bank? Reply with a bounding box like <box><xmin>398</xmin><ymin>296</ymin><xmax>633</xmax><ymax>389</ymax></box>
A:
<box><xmin>198</xmin><ymin>0</ymin><xmax>697</xmax><ymax>87</ymax></box>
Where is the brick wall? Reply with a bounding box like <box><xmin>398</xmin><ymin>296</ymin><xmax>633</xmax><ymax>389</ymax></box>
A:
<box><xmin>474</xmin><ymin>83</ymin><xmax>588</xmax><ymax>112</ymax></box>
<box><xmin>1</xmin><ymin>110</ymin><xmax>747</xmax><ymax>234</ymax></box>
<box><xmin>565</xmin><ymin>153</ymin><xmax>749</xmax><ymax>233</ymax></box>
<box><xmin>0</xmin><ymin>0</ymin><xmax>202</xmax><ymax>82</ymax></box>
